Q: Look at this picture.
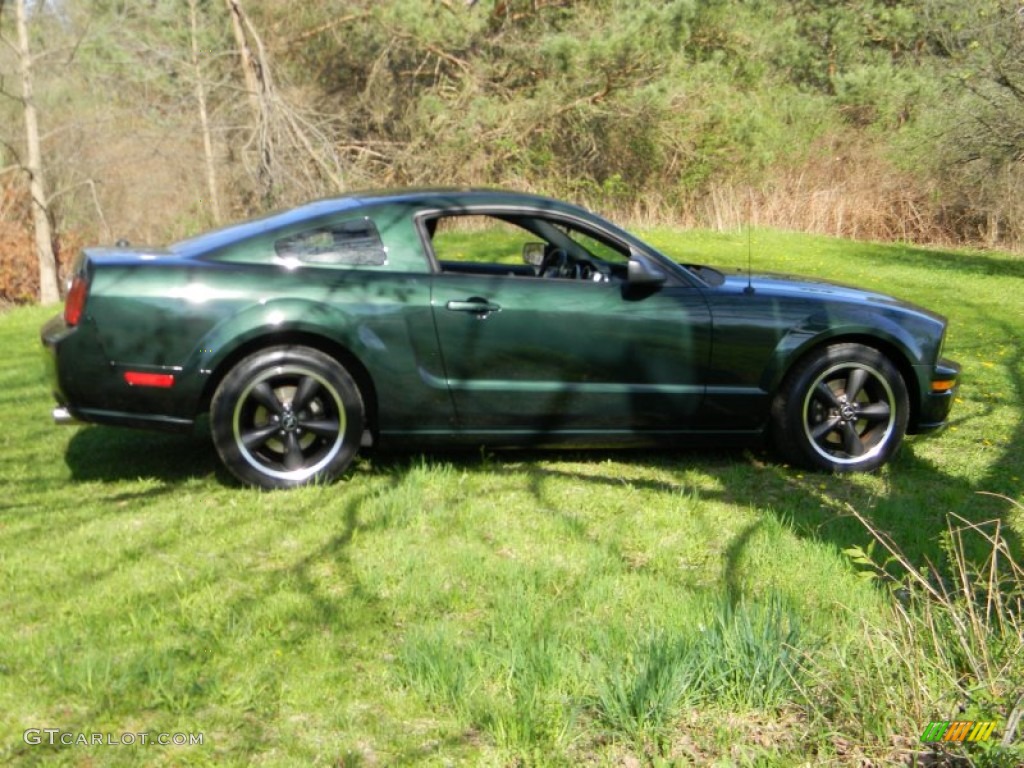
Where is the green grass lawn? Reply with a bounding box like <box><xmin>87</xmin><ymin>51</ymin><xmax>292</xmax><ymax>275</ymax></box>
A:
<box><xmin>1</xmin><ymin>229</ymin><xmax>1021</xmax><ymax>766</ymax></box>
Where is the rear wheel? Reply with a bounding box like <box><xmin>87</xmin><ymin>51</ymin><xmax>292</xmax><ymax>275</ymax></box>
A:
<box><xmin>211</xmin><ymin>346</ymin><xmax>364</xmax><ymax>489</ymax></box>
<box><xmin>771</xmin><ymin>343</ymin><xmax>908</xmax><ymax>472</ymax></box>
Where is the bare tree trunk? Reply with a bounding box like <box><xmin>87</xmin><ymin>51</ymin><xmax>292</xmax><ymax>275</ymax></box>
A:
<box><xmin>189</xmin><ymin>0</ymin><xmax>222</xmax><ymax>225</ymax></box>
<box><xmin>221</xmin><ymin>0</ymin><xmax>345</xmax><ymax>206</ymax></box>
<box><xmin>14</xmin><ymin>0</ymin><xmax>59</xmax><ymax>303</ymax></box>
<box><xmin>225</xmin><ymin>0</ymin><xmax>274</xmax><ymax>206</ymax></box>
<box><xmin>224</xmin><ymin>0</ymin><xmax>263</xmax><ymax>119</ymax></box>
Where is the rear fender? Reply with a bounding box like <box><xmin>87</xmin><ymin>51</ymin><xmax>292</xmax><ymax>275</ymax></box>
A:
<box><xmin>195</xmin><ymin>298</ymin><xmax>359</xmax><ymax>371</ymax></box>
<box><xmin>176</xmin><ymin>296</ymin><xmax>452</xmax><ymax>433</ymax></box>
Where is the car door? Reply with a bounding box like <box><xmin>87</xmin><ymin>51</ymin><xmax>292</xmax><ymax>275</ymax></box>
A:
<box><xmin>426</xmin><ymin>213</ymin><xmax>712</xmax><ymax>435</ymax></box>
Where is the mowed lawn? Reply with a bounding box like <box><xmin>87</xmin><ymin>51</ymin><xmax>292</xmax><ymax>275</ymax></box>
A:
<box><xmin>1</xmin><ymin>230</ymin><xmax>1021</xmax><ymax>767</ymax></box>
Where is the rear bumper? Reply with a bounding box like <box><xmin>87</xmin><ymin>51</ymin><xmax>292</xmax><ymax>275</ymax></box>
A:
<box><xmin>910</xmin><ymin>358</ymin><xmax>960</xmax><ymax>434</ymax></box>
<box><xmin>41</xmin><ymin>313</ymin><xmax>73</xmax><ymax>410</ymax></box>
<box><xmin>41</xmin><ymin>314</ymin><xmax>195</xmax><ymax>433</ymax></box>
<box><xmin>59</xmin><ymin>407</ymin><xmax>193</xmax><ymax>432</ymax></box>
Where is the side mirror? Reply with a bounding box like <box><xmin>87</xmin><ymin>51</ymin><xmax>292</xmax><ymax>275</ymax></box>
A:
<box><xmin>522</xmin><ymin>242</ymin><xmax>545</xmax><ymax>267</ymax></box>
<box><xmin>627</xmin><ymin>254</ymin><xmax>667</xmax><ymax>287</ymax></box>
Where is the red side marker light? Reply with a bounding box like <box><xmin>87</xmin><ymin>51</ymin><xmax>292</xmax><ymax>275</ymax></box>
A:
<box><xmin>124</xmin><ymin>371</ymin><xmax>175</xmax><ymax>388</ymax></box>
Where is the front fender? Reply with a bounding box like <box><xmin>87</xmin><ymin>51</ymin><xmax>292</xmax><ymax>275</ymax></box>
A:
<box><xmin>760</xmin><ymin>307</ymin><xmax>929</xmax><ymax>394</ymax></box>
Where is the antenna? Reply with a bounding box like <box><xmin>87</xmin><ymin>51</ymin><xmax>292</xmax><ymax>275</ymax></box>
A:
<box><xmin>743</xmin><ymin>196</ymin><xmax>755</xmax><ymax>295</ymax></box>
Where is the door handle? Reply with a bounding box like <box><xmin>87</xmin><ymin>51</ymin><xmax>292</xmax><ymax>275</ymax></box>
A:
<box><xmin>446</xmin><ymin>297</ymin><xmax>501</xmax><ymax>315</ymax></box>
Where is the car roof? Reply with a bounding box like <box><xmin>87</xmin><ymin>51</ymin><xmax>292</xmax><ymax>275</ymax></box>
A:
<box><xmin>169</xmin><ymin>189</ymin><xmax>593</xmax><ymax>257</ymax></box>
<box><xmin>351</xmin><ymin>188</ymin><xmax>586</xmax><ymax>211</ymax></box>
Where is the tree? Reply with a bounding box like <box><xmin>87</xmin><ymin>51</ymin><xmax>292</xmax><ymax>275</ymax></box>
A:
<box><xmin>224</xmin><ymin>0</ymin><xmax>345</xmax><ymax>209</ymax></box>
<box><xmin>1</xmin><ymin>0</ymin><xmax>59</xmax><ymax>303</ymax></box>
<box><xmin>918</xmin><ymin>0</ymin><xmax>1024</xmax><ymax>243</ymax></box>
<box><xmin>190</xmin><ymin>0</ymin><xmax>222</xmax><ymax>225</ymax></box>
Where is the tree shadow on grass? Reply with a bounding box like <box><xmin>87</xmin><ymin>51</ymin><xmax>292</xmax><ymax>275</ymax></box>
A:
<box><xmin>39</xmin><ymin>409</ymin><xmax>1023</xmax><ymax>764</ymax></box>
<box><xmin>856</xmin><ymin>240</ymin><xmax>1024</xmax><ymax>281</ymax></box>
<box><xmin>63</xmin><ymin>419</ymin><xmax>227</xmax><ymax>489</ymax></box>
<box><xmin>60</xmin><ymin>421</ymin><xmax>1022</xmax><ymax>574</ymax></box>
<box><xmin>575</xmin><ymin>439</ymin><xmax>1017</xmax><ymax>578</ymax></box>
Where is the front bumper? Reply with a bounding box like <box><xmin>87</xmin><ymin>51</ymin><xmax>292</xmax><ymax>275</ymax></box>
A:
<box><xmin>911</xmin><ymin>358</ymin><xmax>960</xmax><ymax>434</ymax></box>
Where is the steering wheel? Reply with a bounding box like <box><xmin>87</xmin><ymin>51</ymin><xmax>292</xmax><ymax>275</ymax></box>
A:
<box><xmin>539</xmin><ymin>247</ymin><xmax>579</xmax><ymax>279</ymax></box>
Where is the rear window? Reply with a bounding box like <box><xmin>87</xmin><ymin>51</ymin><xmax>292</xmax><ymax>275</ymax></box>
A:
<box><xmin>275</xmin><ymin>218</ymin><xmax>387</xmax><ymax>266</ymax></box>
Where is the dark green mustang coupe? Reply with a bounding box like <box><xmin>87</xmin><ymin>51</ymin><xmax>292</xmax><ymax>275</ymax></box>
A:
<box><xmin>42</xmin><ymin>189</ymin><xmax>959</xmax><ymax>488</ymax></box>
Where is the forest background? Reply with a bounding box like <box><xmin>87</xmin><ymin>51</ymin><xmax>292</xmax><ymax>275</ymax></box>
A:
<box><xmin>1</xmin><ymin>0</ymin><xmax>1023</xmax><ymax>303</ymax></box>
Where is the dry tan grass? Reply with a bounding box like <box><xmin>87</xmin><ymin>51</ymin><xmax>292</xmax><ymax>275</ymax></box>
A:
<box><xmin>685</xmin><ymin>138</ymin><xmax>952</xmax><ymax>245</ymax></box>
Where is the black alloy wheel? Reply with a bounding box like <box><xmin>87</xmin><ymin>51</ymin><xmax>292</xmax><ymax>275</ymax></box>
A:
<box><xmin>211</xmin><ymin>346</ymin><xmax>364</xmax><ymax>489</ymax></box>
<box><xmin>771</xmin><ymin>343</ymin><xmax>909</xmax><ymax>472</ymax></box>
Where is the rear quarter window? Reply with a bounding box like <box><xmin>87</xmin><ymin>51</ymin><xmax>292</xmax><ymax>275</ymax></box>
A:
<box><xmin>275</xmin><ymin>218</ymin><xmax>388</xmax><ymax>266</ymax></box>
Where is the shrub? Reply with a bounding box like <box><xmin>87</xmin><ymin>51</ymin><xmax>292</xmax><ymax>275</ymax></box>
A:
<box><xmin>808</xmin><ymin>497</ymin><xmax>1024</xmax><ymax>764</ymax></box>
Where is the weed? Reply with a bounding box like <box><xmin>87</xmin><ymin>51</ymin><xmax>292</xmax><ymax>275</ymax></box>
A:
<box><xmin>591</xmin><ymin>593</ymin><xmax>806</xmax><ymax>753</ymax></box>
<box><xmin>821</xmin><ymin>496</ymin><xmax>1024</xmax><ymax>764</ymax></box>
<box><xmin>592</xmin><ymin>631</ymin><xmax>702</xmax><ymax>748</ymax></box>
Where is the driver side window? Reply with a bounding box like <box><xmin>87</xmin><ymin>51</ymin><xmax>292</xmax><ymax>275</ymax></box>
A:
<box><xmin>429</xmin><ymin>215</ymin><xmax>532</xmax><ymax>267</ymax></box>
<box><xmin>425</xmin><ymin>212</ymin><xmax>628</xmax><ymax>282</ymax></box>
<box><xmin>562</xmin><ymin>226</ymin><xmax>630</xmax><ymax>267</ymax></box>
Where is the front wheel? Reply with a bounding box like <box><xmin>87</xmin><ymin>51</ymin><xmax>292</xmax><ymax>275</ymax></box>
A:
<box><xmin>771</xmin><ymin>343</ymin><xmax>909</xmax><ymax>473</ymax></box>
<box><xmin>211</xmin><ymin>346</ymin><xmax>364</xmax><ymax>489</ymax></box>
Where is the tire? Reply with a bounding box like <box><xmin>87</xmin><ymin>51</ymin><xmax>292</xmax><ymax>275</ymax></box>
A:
<box><xmin>210</xmin><ymin>346</ymin><xmax>364</xmax><ymax>489</ymax></box>
<box><xmin>770</xmin><ymin>343</ymin><xmax>908</xmax><ymax>473</ymax></box>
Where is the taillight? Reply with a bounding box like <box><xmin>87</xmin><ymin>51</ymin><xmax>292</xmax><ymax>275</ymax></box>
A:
<box><xmin>64</xmin><ymin>275</ymin><xmax>88</xmax><ymax>326</ymax></box>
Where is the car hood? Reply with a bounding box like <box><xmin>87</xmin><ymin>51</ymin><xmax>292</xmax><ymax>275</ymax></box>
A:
<box><xmin>717</xmin><ymin>269</ymin><xmax>939</xmax><ymax>315</ymax></box>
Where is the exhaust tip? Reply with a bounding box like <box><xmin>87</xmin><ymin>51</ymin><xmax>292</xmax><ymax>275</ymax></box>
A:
<box><xmin>52</xmin><ymin>406</ymin><xmax>80</xmax><ymax>425</ymax></box>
